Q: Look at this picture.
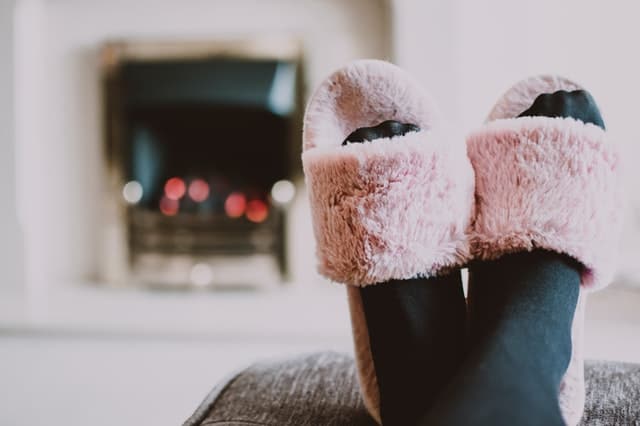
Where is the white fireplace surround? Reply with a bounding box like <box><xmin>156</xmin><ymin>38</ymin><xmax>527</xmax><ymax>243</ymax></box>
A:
<box><xmin>4</xmin><ymin>0</ymin><xmax>640</xmax><ymax>297</ymax></box>
<box><xmin>10</xmin><ymin>0</ymin><xmax>394</xmax><ymax>293</ymax></box>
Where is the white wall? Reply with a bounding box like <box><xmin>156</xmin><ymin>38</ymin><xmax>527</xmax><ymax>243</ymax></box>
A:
<box><xmin>391</xmin><ymin>0</ymin><xmax>460</xmax><ymax>126</ymax></box>
<box><xmin>14</xmin><ymin>0</ymin><xmax>391</xmax><ymax>288</ymax></box>
<box><xmin>0</xmin><ymin>0</ymin><xmax>24</xmax><ymax>293</ymax></box>
<box><xmin>453</xmin><ymin>0</ymin><xmax>640</xmax><ymax>284</ymax></box>
<box><xmin>392</xmin><ymin>0</ymin><xmax>640</xmax><ymax>285</ymax></box>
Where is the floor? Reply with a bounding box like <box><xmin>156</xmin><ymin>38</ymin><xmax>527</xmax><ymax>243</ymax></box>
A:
<box><xmin>0</xmin><ymin>336</ymin><xmax>348</xmax><ymax>426</ymax></box>
<box><xmin>0</xmin><ymin>285</ymin><xmax>352</xmax><ymax>426</ymax></box>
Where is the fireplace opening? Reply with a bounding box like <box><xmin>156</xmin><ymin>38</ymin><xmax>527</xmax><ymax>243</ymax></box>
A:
<box><xmin>102</xmin><ymin>41</ymin><xmax>303</xmax><ymax>289</ymax></box>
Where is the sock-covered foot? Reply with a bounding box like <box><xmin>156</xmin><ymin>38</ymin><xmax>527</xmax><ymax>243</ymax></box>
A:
<box><xmin>421</xmin><ymin>89</ymin><xmax>606</xmax><ymax>426</ymax></box>
<box><xmin>344</xmin><ymin>121</ymin><xmax>467</xmax><ymax>426</ymax></box>
<box><xmin>423</xmin><ymin>251</ymin><xmax>580</xmax><ymax>426</ymax></box>
<box><xmin>518</xmin><ymin>89</ymin><xmax>605</xmax><ymax>129</ymax></box>
<box><xmin>343</xmin><ymin>120</ymin><xmax>420</xmax><ymax>145</ymax></box>
<box><xmin>303</xmin><ymin>60</ymin><xmax>476</xmax><ymax>425</ymax></box>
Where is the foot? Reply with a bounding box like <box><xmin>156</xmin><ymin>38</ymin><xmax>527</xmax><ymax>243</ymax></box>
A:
<box><xmin>343</xmin><ymin>120</ymin><xmax>420</xmax><ymax>145</ymax></box>
<box><xmin>422</xmin><ymin>87</ymin><xmax>606</xmax><ymax>426</ymax></box>
<box><xmin>348</xmin><ymin>120</ymin><xmax>467</xmax><ymax>426</ymax></box>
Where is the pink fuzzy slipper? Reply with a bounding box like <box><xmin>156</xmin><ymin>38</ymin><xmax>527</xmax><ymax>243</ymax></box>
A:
<box><xmin>466</xmin><ymin>76</ymin><xmax>623</xmax><ymax>425</ymax></box>
<box><xmin>302</xmin><ymin>60</ymin><xmax>474</xmax><ymax>423</ymax></box>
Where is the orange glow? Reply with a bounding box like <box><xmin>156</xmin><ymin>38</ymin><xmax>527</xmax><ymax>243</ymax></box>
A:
<box><xmin>188</xmin><ymin>179</ymin><xmax>210</xmax><ymax>202</ymax></box>
<box><xmin>224</xmin><ymin>192</ymin><xmax>247</xmax><ymax>218</ymax></box>
<box><xmin>164</xmin><ymin>177</ymin><xmax>186</xmax><ymax>200</ymax></box>
<box><xmin>159</xmin><ymin>196</ymin><xmax>179</xmax><ymax>216</ymax></box>
<box><xmin>246</xmin><ymin>199</ymin><xmax>269</xmax><ymax>223</ymax></box>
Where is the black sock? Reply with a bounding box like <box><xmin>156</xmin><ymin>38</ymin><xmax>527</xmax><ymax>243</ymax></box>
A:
<box><xmin>518</xmin><ymin>89</ymin><xmax>605</xmax><ymax>129</ymax></box>
<box><xmin>421</xmin><ymin>89</ymin><xmax>604</xmax><ymax>426</ymax></box>
<box><xmin>422</xmin><ymin>251</ymin><xmax>580</xmax><ymax>426</ymax></box>
<box><xmin>361</xmin><ymin>275</ymin><xmax>467</xmax><ymax>425</ymax></box>
<box><xmin>344</xmin><ymin>122</ymin><xmax>467</xmax><ymax>425</ymax></box>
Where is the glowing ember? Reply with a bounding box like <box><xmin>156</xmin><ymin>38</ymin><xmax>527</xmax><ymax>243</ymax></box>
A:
<box><xmin>224</xmin><ymin>192</ymin><xmax>247</xmax><ymax>218</ymax></box>
<box><xmin>188</xmin><ymin>179</ymin><xmax>210</xmax><ymax>202</ymax></box>
<box><xmin>164</xmin><ymin>177</ymin><xmax>186</xmax><ymax>200</ymax></box>
<box><xmin>246</xmin><ymin>199</ymin><xmax>269</xmax><ymax>223</ymax></box>
<box><xmin>159</xmin><ymin>196</ymin><xmax>179</xmax><ymax>216</ymax></box>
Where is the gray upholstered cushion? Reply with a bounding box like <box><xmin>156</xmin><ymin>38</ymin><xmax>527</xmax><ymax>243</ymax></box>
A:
<box><xmin>184</xmin><ymin>352</ymin><xmax>640</xmax><ymax>426</ymax></box>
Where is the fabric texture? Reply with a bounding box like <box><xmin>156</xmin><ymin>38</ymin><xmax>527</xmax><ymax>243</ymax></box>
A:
<box><xmin>467</xmin><ymin>75</ymin><xmax>623</xmax><ymax>425</ymax></box>
<box><xmin>302</xmin><ymin>59</ymin><xmax>474</xmax><ymax>286</ymax></box>
<box><xmin>426</xmin><ymin>250</ymin><xmax>581</xmax><ymax>426</ymax></box>
<box><xmin>184</xmin><ymin>351</ymin><xmax>640</xmax><ymax>426</ymax></box>
<box><xmin>359</xmin><ymin>273</ymin><xmax>467</xmax><ymax>425</ymax></box>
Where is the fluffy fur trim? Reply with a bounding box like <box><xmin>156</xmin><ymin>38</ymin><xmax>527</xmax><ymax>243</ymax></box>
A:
<box><xmin>302</xmin><ymin>60</ymin><xmax>474</xmax><ymax>286</ymax></box>
<box><xmin>303</xmin><ymin>131</ymin><xmax>474</xmax><ymax>286</ymax></box>
<box><xmin>467</xmin><ymin>116</ymin><xmax>622</xmax><ymax>291</ymax></box>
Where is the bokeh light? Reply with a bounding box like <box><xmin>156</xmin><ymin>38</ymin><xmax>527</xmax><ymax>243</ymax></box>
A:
<box><xmin>188</xmin><ymin>179</ymin><xmax>210</xmax><ymax>202</ymax></box>
<box><xmin>190</xmin><ymin>263</ymin><xmax>213</xmax><ymax>287</ymax></box>
<box><xmin>246</xmin><ymin>199</ymin><xmax>269</xmax><ymax>223</ymax></box>
<box><xmin>159</xmin><ymin>196</ymin><xmax>179</xmax><ymax>216</ymax></box>
<box><xmin>224</xmin><ymin>192</ymin><xmax>247</xmax><ymax>218</ymax></box>
<box><xmin>164</xmin><ymin>177</ymin><xmax>186</xmax><ymax>200</ymax></box>
<box><xmin>122</xmin><ymin>180</ymin><xmax>143</xmax><ymax>204</ymax></box>
<box><xmin>270</xmin><ymin>179</ymin><xmax>295</xmax><ymax>204</ymax></box>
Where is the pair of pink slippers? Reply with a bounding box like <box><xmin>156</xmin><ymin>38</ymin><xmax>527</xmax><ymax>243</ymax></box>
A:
<box><xmin>302</xmin><ymin>60</ymin><xmax>622</xmax><ymax>425</ymax></box>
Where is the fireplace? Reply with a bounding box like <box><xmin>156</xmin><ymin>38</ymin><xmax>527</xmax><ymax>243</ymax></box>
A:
<box><xmin>101</xmin><ymin>39</ymin><xmax>304</xmax><ymax>289</ymax></box>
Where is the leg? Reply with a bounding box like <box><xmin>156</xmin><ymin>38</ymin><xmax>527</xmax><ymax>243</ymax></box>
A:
<box><xmin>423</xmin><ymin>86</ymin><xmax>615</xmax><ymax>425</ymax></box>
<box><xmin>348</xmin><ymin>122</ymin><xmax>467</xmax><ymax>425</ymax></box>
<box><xmin>422</xmin><ymin>251</ymin><xmax>579</xmax><ymax>426</ymax></box>
<box><xmin>302</xmin><ymin>61</ymin><xmax>475</xmax><ymax>425</ymax></box>
<box><xmin>361</xmin><ymin>273</ymin><xmax>466</xmax><ymax>425</ymax></box>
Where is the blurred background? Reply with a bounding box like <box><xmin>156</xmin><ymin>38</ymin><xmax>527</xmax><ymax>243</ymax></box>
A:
<box><xmin>1</xmin><ymin>0</ymin><xmax>639</xmax><ymax>425</ymax></box>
